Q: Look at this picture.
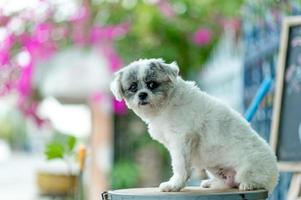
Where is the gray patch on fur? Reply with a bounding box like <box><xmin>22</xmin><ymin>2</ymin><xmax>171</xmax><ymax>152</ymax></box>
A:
<box><xmin>124</xmin><ymin>68</ymin><xmax>138</xmax><ymax>85</ymax></box>
<box><xmin>143</xmin><ymin>63</ymin><xmax>174</xmax><ymax>99</ymax></box>
<box><xmin>144</xmin><ymin>63</ymin><xmax>158</xmax><ymax>82</ymax></box>
<box><xmin>148</xmin><ymin>61</ymin><xmax>177</xmax><ymax>81</ymax></box>
<box><xmin>121</xmin><ymin>67</ymin><xmax>140</xmax><ymax>99</ymax></box>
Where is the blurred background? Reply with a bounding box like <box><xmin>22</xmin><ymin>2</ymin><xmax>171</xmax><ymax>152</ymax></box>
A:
<box><xmin>0</xmin><ymin>0</ymin><xmax>300</xmax><ymax>200</ymax></box>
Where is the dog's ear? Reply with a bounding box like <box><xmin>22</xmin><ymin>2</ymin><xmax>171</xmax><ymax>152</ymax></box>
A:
<box><xmin>162</xmin><ymin>61</ymin><xmax>179</xmax><ymax>82</ymax></box>
<box><xmin>150</xmin><ymin>59</ymin><xmax>179</xmax><ymax>82</ymax></box>
<box><xmin>169</xmin><ymin>61</ymin><xmax>179</xmax><ymax>78</ymax></box>
<box><xmin>110</xmin><ymin>71</ymin><xmax>123</xmax><ymax>101</ymax></box>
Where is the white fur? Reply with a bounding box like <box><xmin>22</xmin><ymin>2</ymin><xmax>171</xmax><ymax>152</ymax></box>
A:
<box><xmin>110</xmin><ymin>59</ymin><xmax>279</xmax><ymax>193</ymax></box>
<box><xmin>110</xmin><ymin>71</ymin><xmax>123</xmax><ymax>101</ymax></box>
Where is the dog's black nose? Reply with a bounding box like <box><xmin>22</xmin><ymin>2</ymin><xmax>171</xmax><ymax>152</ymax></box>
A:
<box><xmin>138</xmin><ymin>92</ymin><xmax>148</xmax><ymax>100</ymax></box>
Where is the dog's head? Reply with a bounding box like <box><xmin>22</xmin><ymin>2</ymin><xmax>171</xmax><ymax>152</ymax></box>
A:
<box><xmin>110</xmin><ymin>58</ymin><xmax>179</xmax><ymax>112</ymax></box>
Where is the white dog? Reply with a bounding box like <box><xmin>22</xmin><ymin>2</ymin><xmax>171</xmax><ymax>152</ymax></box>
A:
<box><xmin>110</xmin><ymin>58</ymin><xmax>278</xmax><ymax>193</ymax></box>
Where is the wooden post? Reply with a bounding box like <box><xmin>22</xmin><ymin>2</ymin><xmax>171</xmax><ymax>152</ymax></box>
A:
<box><xmin>287</xmin><ymin>173</ymin><xmax>301</xmax><ymax>200</ymax></box>
<box><xmin>89</xmin><ymin>98</ymin><xmax>113</xmax><ymax>200</ymax></box>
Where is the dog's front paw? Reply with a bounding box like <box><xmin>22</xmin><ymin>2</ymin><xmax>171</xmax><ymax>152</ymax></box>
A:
<box><xmin>239</xmin><ymin>182</ymin><xmax>260</xmax><ymax>191</ymax></box>
<box><xmin>159</xmin><ymin>181</ymin><xmax>183</xmax><ymax>192</ymax></box>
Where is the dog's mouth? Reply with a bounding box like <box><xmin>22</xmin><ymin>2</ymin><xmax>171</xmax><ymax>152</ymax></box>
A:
<box><xmin>138</xmin><ymin>101</ymin><xmax>149</xmax><ymax>106</ymax></box>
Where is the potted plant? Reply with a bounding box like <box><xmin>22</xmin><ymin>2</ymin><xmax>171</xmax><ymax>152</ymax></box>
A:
<box><xmin>37</xmin><ymin>134</ymin><xmax>78</xmax><ymax>199</ymax></box>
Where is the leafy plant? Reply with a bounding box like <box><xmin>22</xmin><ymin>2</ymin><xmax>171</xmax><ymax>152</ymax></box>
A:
<box><xmin>45</xmin><ymin>134</ymin><xmax>77</xmax><ymax>160</ymax></box>
<box><xmin>44</xmin><ymin>133</ymin><xmax>78</xmax><ymax>199</ymax></box>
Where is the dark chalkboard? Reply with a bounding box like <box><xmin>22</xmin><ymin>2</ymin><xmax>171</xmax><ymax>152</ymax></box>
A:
<box><xmin>271</xmin><ymin>17</ymin><xmax>301</xmax><ymax>168</ymax></box>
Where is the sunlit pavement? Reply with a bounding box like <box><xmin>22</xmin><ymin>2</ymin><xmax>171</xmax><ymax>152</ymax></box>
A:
<box><xmin>0</xmin><ymin>153</ymin><xmax>42</xmax><ymax>200</ymax></box>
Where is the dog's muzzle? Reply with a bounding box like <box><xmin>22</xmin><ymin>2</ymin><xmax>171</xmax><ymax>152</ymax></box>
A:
<box><xmin>138</xmin><ymin>92</ymin><xmax>150</xmax><ymax>105</ymax></box>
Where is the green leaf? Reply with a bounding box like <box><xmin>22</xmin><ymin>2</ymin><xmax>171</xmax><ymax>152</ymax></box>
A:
<box><xmin>67</xmin><ymin>135</ymin><xmax>76</xmax><ymax>152</ymax></box>
<box><xmin>45</xmin><ymin>142</ymin><xmax>64</xmax><ymax>160</ymax></box>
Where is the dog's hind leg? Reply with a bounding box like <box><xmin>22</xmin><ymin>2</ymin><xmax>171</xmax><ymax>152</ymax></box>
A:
<box><xmin>200</xmin><ymin>177</ymin><xmax>229</xmax><ymax>189</ymax></box>
<box><xmin>235</xmin><ymin>165</ymin><xmax>264</xmax><ymax>191</ymax></box>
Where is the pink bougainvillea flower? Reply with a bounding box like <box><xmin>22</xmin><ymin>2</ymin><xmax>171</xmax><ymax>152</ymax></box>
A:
<box><xmin>105</xmin><ymin>23</ymin><xmax>130</xmax><ymax>40</ymax></box>
<box><xmin>0</xmin><ymin>3</ymin><xmax>131</xmax><ymax>120</ymax></box>
<box><xmin>0</xmin><ymin>33</ymin><xmax>16</xmax><ymax>66</ymax></box>
<box><xmin>0</xmin><ymin>34</ymin><xmax>16</xmax><ymax>67</ymax></box>
<box><xmin>0</xmin><ymin>49</ymin><xmax>10</xmax><ymax>66</ymax></box>
<box><xmin>21</xmin><ymin>24</ymin><xmax>57</xmax><ymax>61</ymax></box>
<box><xmin>102</xmin><ymin>47</ymin><xmax>123</xmax><ymax>72</ymax></box>
<box><xmin>90</xmin><ymin>23</ymin><xmax>130</xmax><ymax>43</ymax></box>
<box><xmin>0</xmin><ymin>15</ymin><xmax>9</xmax><ymax>26</ymax></box>
<box><xmin>35</xmin><ymin>23</ymin><xmax>53</xmax><ymax>43</ymax></box>
<box><xmin>20</xmin><ymin>34</ymin><xmax>40</xmax><ymax>60</ymax></box>
<box><xmin>192</xmin><ymin>27</ymin><xmax>212</xmax><ymax>46</ymax></box>
<box><xmin>17</xmin><ymin>29</ymin><xmax>54</xmax><ymax>126</ymax></box>
<box><xmin>113</xmin><ymin>99</ymin><xmax>127</xmax><ymax>115</ymax></box>
<box><xmin>90</xmin><ymin>26</ymin><xmax>106</xmax><ymax>43</ymax></box>
<box><xmin>17</xmin><ymin>64</ymin><xmax>33</xmax><ymax>98</ymax></box>
<box><xmin>2</xmin><ymin>33</ymin><xmax>15</xmax><ymax>49</ymax></box>
<box><xmin>157</xmin><ymin>0</ymin><xmax>175</xmax><ymax>18</ymax></box>
<box><xmin>112</xmin><ymin>23</ymin><xmax>130</xmax><ymax>38</ymax></box>
<box><xmin>34</xmin><ymin>23</ymin><xmax>57</xmax><ymax>59</ymax></box>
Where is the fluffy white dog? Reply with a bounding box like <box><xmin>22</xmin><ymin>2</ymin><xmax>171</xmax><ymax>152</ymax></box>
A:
<box><xmin>110</xmin><ymin>58</ymin><xmax>279</xmax><ymax>193</ymax></box>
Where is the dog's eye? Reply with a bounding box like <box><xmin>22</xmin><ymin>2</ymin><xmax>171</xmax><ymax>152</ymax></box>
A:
<box><xmin>147</xmin><ymin>81</ymin><xmax>159</xmax><ymax>90</ymax></box>
<box><xmin>128</xmin><ymin>82</ymin><xmax>137</xmax><ymax>92</ymax></box>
